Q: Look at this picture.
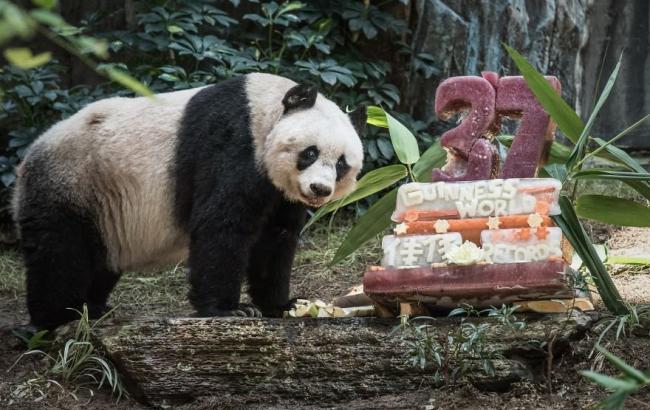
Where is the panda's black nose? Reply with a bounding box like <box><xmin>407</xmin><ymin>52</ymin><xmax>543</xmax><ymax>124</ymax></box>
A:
<box><xmin>310</xmin><ymin>183</ymin><xmax>332</xmax><ymax>197</ymax></box>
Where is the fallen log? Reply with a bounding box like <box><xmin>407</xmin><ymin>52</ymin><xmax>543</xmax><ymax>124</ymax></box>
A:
<box><xmin>95</xmin><ymin>312</ymin><xmax>594</xmax><ymax>407</ymax></box>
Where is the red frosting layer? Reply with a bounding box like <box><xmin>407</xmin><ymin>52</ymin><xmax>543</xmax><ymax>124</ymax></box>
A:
<box><xmin>364</xmin><ymin>260</ymin><xmax>573</xmax><ymax>306</ymax></box>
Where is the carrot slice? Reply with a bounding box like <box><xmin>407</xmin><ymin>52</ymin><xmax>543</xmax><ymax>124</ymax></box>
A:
<box><xmin>402</xmin><ymin>209</ymin><xmax>460</xmax><ymax>222</ymax></box>
<box><xmin>517</xmin><ymin>186</ymin><xmax>557</xmax><ymax>194</ymax></box>
<box><xmin>400</xmin><ymin>215</ymin><xmax>554</xmax><ymax>244</ymax></box>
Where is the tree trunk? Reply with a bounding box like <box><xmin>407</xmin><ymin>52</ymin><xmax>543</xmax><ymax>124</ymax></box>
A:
<box><xmin>95</xmin><ymin>312</ymin><xmax>594</xmax><ymax>407</ymax></box>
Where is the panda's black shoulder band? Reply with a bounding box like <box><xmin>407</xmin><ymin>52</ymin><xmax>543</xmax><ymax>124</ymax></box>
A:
<box><xmin>282</xmin><ymin>83</ymin><xmax>317</xmax><ymax>114</ymax></box>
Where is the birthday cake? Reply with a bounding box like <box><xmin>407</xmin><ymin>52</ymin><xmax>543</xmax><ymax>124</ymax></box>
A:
<box><xmin>363</xmin><ymin>72</ymin><xmax>583</xmax><ymax>312</ymax></box>
<box><xmin>363</xmin><ymin>177</ymin><xmax>575</xmax><ymax>310</ymax></box>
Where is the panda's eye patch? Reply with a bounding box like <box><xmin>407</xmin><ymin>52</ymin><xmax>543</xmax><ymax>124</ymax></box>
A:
<box><xmin>297</xmin><ymin>145</ymin><xmax>319</xmax><ymax>170</ymax></box>
<box><xmin>336</xmin><ymin>155</ymin><xmax>350</xmax><ymax>181</ymax></box>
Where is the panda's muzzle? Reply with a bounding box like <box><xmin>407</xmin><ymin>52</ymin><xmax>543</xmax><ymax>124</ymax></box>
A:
<box><xmin>309</xmin><ymin>183</ymin><xmax>332</xmax><ymax>197</ymax></box>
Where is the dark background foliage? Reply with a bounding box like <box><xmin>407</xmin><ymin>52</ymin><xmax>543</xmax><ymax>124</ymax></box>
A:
<box><xmin>0</xmin><ymin>0</ymin><xmax>435</xmax><ymax>179</ymax></box>
<box><xmin>0</xmin><ymin>0</ymin><xmax>442</xmax><ymax>229</ymax></box>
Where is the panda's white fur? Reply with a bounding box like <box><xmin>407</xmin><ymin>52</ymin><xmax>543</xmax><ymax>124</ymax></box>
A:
<box><xmin>15</xmin><ymin>87</ymin><xmax>202</xmax><ymax>272</ymax></box>
<box><xmin>248</xmin><ymin>74</ymin><xmax>362</xmax><ymax>206</ymax></box>
<box><xmin>15</xmin><ymin>74</ymin><xmax>362</xmax><ymax>272</ymax></box>
<box><xmin>261</xmin><ymin>92</ymin><xmax>363</xmax><ymax>207</ymax></box>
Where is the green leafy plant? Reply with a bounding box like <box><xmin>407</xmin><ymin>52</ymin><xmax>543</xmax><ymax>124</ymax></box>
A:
<box><xmin>10</xmin><ymin>305</ymin><xmax>126</xmax><ymax>403</ymax></box>
<box><xmin>581</xmin><ymin>345</ymin><xmax>650</xmax><ymax>410</ymax></box>
<box><xmin>594</xmin><ymin>304</ymin><xmax>650</xmax><ymax>348</ymax></box>
<box><xmin>449</xmin><ymin>304</ymin><xmax>527</xmax><ymax>331</ymax></box>
<box><xmin>394</xmin><ymin>304</ymin><xmax>528</xmax><ymax>384</ymax></box>
<box><xmin>503</xmin><ymin>45</ymin><xmax>650</xmax><ymax>315</ymax></box>
<box><xmin>484</xmin><ymin>305</ymin><xmax>527</xmax><ymax>331</ymax></box>
<box><xmin>12</xmin><ymin>328</ymin><xmax>51</xmax><ymax>350</ymax></box>
<box><xmin>395</xmin><ymin>314</ymin><xmax>501</xmax><ymax>384</ymax></box>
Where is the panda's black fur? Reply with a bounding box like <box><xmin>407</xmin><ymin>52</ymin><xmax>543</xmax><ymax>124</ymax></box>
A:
<box><xmin>174</xmin><ymin>76</ymin><xmax>305</xmax><ymax>318</ymax></box>
<box><xmin>15</xmin><ymin>74</ymin><xmax>365</xmax><ymax>331</ymax></box>
<box><xmin>19</xmin><ymin>177</ymin><xmax>116</xmax><ymax>329</ymax></box>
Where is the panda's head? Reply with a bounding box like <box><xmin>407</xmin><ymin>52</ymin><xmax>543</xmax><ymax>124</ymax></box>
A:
<box><xmin>262</xmin><ymin>84</ymin><xmax>366</xmax><ymax>208</ymax></box>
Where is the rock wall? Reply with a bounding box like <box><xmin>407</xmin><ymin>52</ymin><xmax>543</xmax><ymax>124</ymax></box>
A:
<box><xmin>406</xmin><ymin>0</ymin><xmax>590</xmax><ymax>122</ymax></box>
<box><xmin>406</xmin><ymin>0</ymin><xmax>649</xmax><ymax>149</ymax></box>
<box><xmin>581</xmin><ymin>0</ymin><xmax>650</xmax><ymax>149</ymax></box>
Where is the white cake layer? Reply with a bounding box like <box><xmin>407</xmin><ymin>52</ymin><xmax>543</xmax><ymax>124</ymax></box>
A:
<box><xmin>381</xmin><ymin>233</ymin><xmax>462</xmax><ymax>268</ymax></box>
<box><xmin>392</xmin><ymin>178</ymin><xmax>562</xmax><ymax>222</ymax></box>
<box><xmin>481</xmin><ymin>227</ymin><xmax>563</xmax><ymax>264</ymax></box>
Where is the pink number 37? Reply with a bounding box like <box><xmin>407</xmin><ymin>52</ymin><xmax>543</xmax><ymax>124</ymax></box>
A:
<box><xmin>432</xmin><ymin>71</ymin><xmax>561</xmax><ymax>182</ymax></box>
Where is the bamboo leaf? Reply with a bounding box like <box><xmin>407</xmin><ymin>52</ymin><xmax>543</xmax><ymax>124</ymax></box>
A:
<box><xmin>580</xmin><ymin>371</ymin><xmax>638</xmax><ymax>392</ymax></box>
<box><xmin>503</xmin><ymin>44</ymin><xmax>584</xmax><ymax>143</ymax></box>
<box><xmin>302</xmin><ymin>164</ymin><xmax>407</xmax><ymax>231</ymax></box>
<box><xmin>32</xmin><ymin>0</ymin><xmax>58</xmax><ymax>9</ymax></box>
<box><xmin>4</xmin><ymin>48</ymin><xmax>51</xmax><ymax>69</ymax></box>
<box><xmin>497</xmin><ymin>134</ymin><xmax>635</xmax><ymax>169</ymax></box>
<box><xmin>412</xmin><ymin>140</ymin><xmax>446</xmax><ymax>182</ymax></box>
<box><xmin>567</xmin><ymin>52</ymin><xmax>622</xmax><ymax>170</ymax></box>
<box><xmin>600</xmin><ymin>391</ymin><xmax>631</xmax><ymax>410</ymax></box>
<box><xmin>581</xmin><ymin>113</ymin><xmax>650</xmax><ymax>167</ymax></box>
<box><xmin>367</xmin><ymin>105</ymin><xmax>388</xmax><ymax>128</ymax></box>
<box><xmin>622</xmin><ymin>180</ymin><xmax>650</xmax><ymax>202</ymax></box>
<box><xmin>589</xmin><ymin>139</ymin><xmax>650</xmax><ymax>200</ymax></box>
<box><xmin>572</xmin><ymin>169</ymin><xmax>650</xmax><ymax>181</ymax></box>
<box><xmin>596</xmin><ymin>345</ymin><xmax>650</xmax><ymax>384</ymax></box>
<box><xmin>277</xmin><ymin>1</ymin><xmax>305</xmax><ymax>16</ymax></box>
<box><xmin>544</xmin><ymin>163</ymin><xmax>567</xmax><ymax>183</ymax></box>
<box><xmin>576</xmin><ymin>195</ymin><xmax>650</xmax><ymax>227</ymax></box>
<box><xmin>330</xmin><ymin>189</ymin><xmax>397</xmax><ymax>265</ymax></box>
<box><xmin>594</xmin><ymin>139</ymin><xmax>647</xmax><ymax>173</ymax></box>
<box><xmin>100</xmin><ymin>66</ymin><xmax>153</xmax><ymax>97</ymax></box>
<box><xmin>552</xmin><ymin>196</ymin><xmax>627</xmax><ymax>314</ymax></box>
<box><xmin>546</xmin><ymin>140</ymin><xmax>572</xmax><ymax>164</ymax></box>
<box><xmin>386</xmin><ymin>111</ymin><xmax>420</xmax><ymax>165</ymax></box>
<box><xmin>607</xmin><ymin>255</ymin><xmax>650</xmax><ymax>265</ymax></box>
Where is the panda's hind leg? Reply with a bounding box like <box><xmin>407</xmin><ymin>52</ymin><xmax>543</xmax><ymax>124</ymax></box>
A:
<box><xmin>86</xmin><ymin>268</ymin><xmax>121</xmax><ymax>319</ymax></box>
<box><xmin>19</xmin><ymin>203</ymin><xmax>113</xmax><ymax>330</ymax></box>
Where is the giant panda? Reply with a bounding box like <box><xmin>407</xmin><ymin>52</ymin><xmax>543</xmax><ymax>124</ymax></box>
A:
<box><xmin>12</xmin><ymin>73</ymin><xmax>366</xmax><ymax>330</ymax></box>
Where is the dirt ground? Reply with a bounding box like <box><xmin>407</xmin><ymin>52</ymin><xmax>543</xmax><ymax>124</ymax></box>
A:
<box><xmin>1</xmin><ymin>222</ymin><xmax>649</xmax><ymax>409</ymax></box>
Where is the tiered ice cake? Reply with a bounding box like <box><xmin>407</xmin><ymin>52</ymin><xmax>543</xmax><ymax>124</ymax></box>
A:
<box><xmin>363</xmin><ymin>178</ymin><xmax>576</xmax><ymax>310</ymax></box>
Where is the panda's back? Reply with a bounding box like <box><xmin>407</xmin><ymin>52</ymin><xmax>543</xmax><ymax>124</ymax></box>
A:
<box><xmin>15</xmin><ymin>86</ymin><xmax>208</xmax><ymax>271</ymax></box>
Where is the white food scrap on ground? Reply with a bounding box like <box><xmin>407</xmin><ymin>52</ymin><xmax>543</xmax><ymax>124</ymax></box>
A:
<box><xmin>284</xmin><ymin>299</ymin><xmax>375</xmax><ymax>318</ymax></box>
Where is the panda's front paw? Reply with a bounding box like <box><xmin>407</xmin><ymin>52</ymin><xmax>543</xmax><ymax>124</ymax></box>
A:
<box><xmin>230</xmin><ymin>304</ymin><xmax>263</xmax><ymax>318</ymax></box>
<box><xmin>260</xmin><ymin>297</ymin><xmax>306</xmax><ymax>318</ymax></box>
<box><xmin>201</xmin><ymin>304</ymin><xmax>263</xmax><ymax>318</ymax></box>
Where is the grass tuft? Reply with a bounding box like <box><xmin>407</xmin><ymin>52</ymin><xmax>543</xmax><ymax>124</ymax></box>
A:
<box><xmin>10</xmin><ymin>305</ymin><xmax>127</xmax><ymax>404</ymax></box>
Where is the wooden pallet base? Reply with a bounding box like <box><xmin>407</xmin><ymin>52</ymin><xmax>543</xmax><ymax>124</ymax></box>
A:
<box><xmin>514</xmin><ymin>297</ymin><xmax>594</xmax><ymax>313</ymax></box>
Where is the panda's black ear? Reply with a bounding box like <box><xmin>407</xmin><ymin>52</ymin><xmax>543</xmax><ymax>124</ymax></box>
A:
<box><xmin>282</xmin><ymin>83</ymin><xmax>317</xmax><ymax>113</ymax></box>
<box><xmin>348</xmin><ymin>105</ymin><xmax>367</xmax><ymax>136</ymax></box>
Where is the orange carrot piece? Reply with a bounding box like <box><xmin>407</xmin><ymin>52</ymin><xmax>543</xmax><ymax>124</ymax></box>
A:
<box><xmin>402</xmin><ymin>209</ymin><xmax>460</xmax><ymax>222</ymax></box>
<box><xmin>402</xmin><ymin>215</ymin><xmax>554</xmax><ymax>244</ymax></box>
<box><xmin>535</xmin><ymin>200</ymin><xmax>550</xmax><ymax>215</ymax></box>
<box><xmin>515</xmin><ymin>228</ymin><xmax>531</xmax><ymax>240</ymax></box>
<box><xmin>536</xmin><ymin>226</ymin><xmax>550</xmax><ymax>240</ymax></box>
<box><xmin>517</xmin><ymin>186</ymin><xmax>557</xmax><ymax>194</ymax></box>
